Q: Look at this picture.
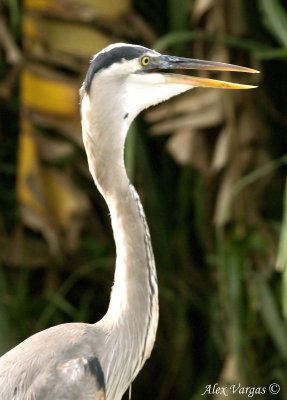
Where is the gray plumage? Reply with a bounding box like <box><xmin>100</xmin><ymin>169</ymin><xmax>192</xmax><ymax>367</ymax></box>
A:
<box><xmin>0</xmin><ymin>43</ymin><xmax>257</xmax><ymax>400</ymax></box>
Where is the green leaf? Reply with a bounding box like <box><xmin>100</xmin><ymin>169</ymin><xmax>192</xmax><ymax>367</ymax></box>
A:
<box><xmin>259</xmin><ymin>0</ymin><xmax>287</xmax><ymax>47</ymax></box>
<box><xmin>125</xmin><ymin>121</ymin><xmax>137</xmax><ymax>182</ymax></box>
<box><xmin>253</xmin><ymin>274</ymin><xmax>287</xmax><ymax>360</ymax></box>
<box><xmin>215</xmin><ymin>154</ymin><xmax>287</xmax><ymax>228</ymax></box>
<box><xmin>168</xmin><ymin>0</ymin><xmax>189</xmax><ymax>32</ymax></box>
<box><xmin>0</xmin><ymin>266</ymin><xmax>17</xmax><ymax>354</ymax></box>
<box><xmin>45</xmin><ymin>291</ymin><xmax>76</xmax><ymax>317</ymax></box>
<box><xmin>154</xmin><ymin>30</ymin><xmax>269</xmax><ymax>53</ymax></box>
<box><xmin>276</xmin><ymin>178</ymin><xmax>287</xmax><ymax>318</ymax></box>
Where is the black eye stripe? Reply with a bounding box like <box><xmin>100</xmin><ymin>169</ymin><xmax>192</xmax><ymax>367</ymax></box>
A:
<box><xmin>83</xmin><ymin>45</ymin><xmax>149</xmax><ymax>93</ymax></box>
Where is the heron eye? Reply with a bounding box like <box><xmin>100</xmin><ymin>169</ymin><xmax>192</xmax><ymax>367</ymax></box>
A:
<box><xmin>141</xmin><ymin>56</ymin><xmax>150</xmax><ymax>66</ymax></box>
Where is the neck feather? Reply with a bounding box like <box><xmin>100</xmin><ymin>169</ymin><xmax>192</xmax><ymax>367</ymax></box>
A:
<box><xmin>81</xmin><ymin>90</ymin><xmax>159</xmax><ymax>396</ymax></box>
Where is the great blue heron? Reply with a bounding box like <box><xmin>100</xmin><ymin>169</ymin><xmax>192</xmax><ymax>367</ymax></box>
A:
<box><xmin>0</xmin><ymin>43</ymin><xmax>258</xmax><ymax>400</ymax></box>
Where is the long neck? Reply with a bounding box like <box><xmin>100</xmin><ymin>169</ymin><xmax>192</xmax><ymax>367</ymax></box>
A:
<box><xmin>81</xmin><ymin>90</ymin><xmax>159</xmax><ymax>393</ymax></box>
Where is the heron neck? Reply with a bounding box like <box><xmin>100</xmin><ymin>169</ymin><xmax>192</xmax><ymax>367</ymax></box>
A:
<box><xmin>81</xmin><ymin>93</ymin><xmax>158</xmax><ymax>381</ymax></box>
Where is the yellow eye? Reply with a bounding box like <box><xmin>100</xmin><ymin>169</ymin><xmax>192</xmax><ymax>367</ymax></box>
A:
<box><xmin>141</xmin><ymin>56</ymin><xmax>150</xmax><ymax>66</ymax></box>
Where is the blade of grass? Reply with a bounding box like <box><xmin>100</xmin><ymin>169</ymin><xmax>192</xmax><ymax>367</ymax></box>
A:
<box><xmin>44</xmin><ymin>291</ymin><xmax>76</xmax><ymax>317</ymax></box>
<box><xmin>154</xmin><ymin>30</ymin><xmax>287</xmax><ymax>60</ymax></box>
<box><xmin>5</xmin><ymin>0</ymin><xmax>21</xmax><ymax>36</ymax></box>
<box><xmin>125</xmin><ymin>121</ymin><xmax>137</xmax><ymax>182</ymax></box>
<box><xmin>276</xmin><ymin>178</ymin><xmax>287</xmax><ymax>318</ymax></box>
<box><xmin>154</xmin><ymin>30</ymin><xmax>269</xmax><ymax>53</ymax></box>
<box><xmin>136</xmin><ymin>131</ymin><xmax>174</xmax><ymax>273</ymax></box>
<box><xmin>34</xmin><ymin>261</ymin><xmax>108</xmax><ymax>331</ymax></box>
<box><xmin>253</xmin><ymin>273</ymin><xmax>287</xmax><ymax>360</ymax></box>
<box><xmin>168</xmin><ymin>0</ymin><xmax>189</xmax><ymax>32</ymax></box>
<box><xmin>216</xmin><ymin>232</ymin><xmax>245</xmax><ymax>376</ymax></box>
<box><xmin>256</xmin><ymin>47</ymin><xmax>287</xmax><ymax>60</ymax></box>
<box><xmin>259</xmin><ymin>0</ymin><xmax>287</xmax><ymax>47</ymax></box>
<box><xmin>168</xmin><ymin>0</ymin><xmax>189</xmax><ymax>55</ymax></box>
<box><xmin>215</xmin><ymin>154</ymin><xmax>287</xmax><ymax>228</ymax></box>
<box><xmin>225</xmin><ymin>247</ymin><xmax>244</xmax><ymax>372</ymax></box>
<box><xmin>276</xmin><ymin>178</ymin><xmax>287</xmax><ymax>272</ymax></box>
<box><xmin>0</xmin><ymin>265</ymin><xmax>17</xmax><ymax>354</ymax></box>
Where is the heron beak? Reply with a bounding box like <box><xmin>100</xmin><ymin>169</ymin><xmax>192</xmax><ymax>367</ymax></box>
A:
<box><xmin>155</xmin><ymin>55</ymin><xmax>259</xmax><ymax>89</ymax></box>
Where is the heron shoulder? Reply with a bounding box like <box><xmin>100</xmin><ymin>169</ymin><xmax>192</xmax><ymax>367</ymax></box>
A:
<box><xmin>0</xmin><ymin>323</ymin><xmax>106</xmax><ymax>399</ymax></box>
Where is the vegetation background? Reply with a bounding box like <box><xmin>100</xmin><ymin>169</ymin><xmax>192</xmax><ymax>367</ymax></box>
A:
<box><xmin>1</xmin><ymin>0</ymin><xmax>287</xmax><ymax>399</ymax></box>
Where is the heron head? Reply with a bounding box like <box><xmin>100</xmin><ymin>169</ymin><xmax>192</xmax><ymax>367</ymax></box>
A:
<box><xmin>81</xmin><ymin>43</ymin><xmax>259</xmax><ymax>122</ymax></box>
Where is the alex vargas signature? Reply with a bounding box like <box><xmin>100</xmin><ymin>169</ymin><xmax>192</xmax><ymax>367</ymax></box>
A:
<box><xmin>201</xmin><ymin>383</ymin><xmax>268</xmax><ymax>397</ymax></box>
